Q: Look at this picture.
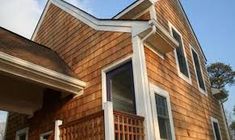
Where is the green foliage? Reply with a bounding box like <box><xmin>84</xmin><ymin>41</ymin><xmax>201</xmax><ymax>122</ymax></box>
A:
<box><xmin>231</xmin><ymin>121</ymin><xmax>235</xmax><ymax>130</ymax></box>
<box><xmin>207</xmin><ymin>62</ymin><xmax>235</xmax><ymax>89</ymax></box>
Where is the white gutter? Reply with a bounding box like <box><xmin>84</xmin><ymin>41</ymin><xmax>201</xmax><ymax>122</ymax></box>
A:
<box><xmin>0</xmin><ymin>52</ymin><xmax>86</xmax><ymax>95</ymax></box>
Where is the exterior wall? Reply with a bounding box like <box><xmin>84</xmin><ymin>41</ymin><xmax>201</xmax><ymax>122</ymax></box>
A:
<box><xmin>143</xmin><ymin>0</ymin><xmax>228</xmax><ymax>139</ymax></box>
<box><xmin>5</xmin><ymin>3</ymin><xmax>132</xmax><ymax>140</ymax></box>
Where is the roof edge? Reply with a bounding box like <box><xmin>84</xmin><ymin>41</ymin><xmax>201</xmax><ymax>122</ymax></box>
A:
<box><xmin>32</xmin><ymin>0</ymin><xmax>150</xmax><ymax>41</ymax></box>
<box><xmin>176</xmin><ymin>0</ymin><xmax>207</xmax><ymax>61</ymax></box>
<box><xmin>0</xmin><ymin>51</ymin><xmax>86</xmax><ymax>95</ymax></box>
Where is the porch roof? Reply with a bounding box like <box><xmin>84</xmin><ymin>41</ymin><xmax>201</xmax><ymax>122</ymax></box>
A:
<box><xmin>0</xmin><ymin>27</ymin><xmax>74</xmax><ymax>77</ymax></box>
<box><xmin>0</xmin><ymin>27</ymin><xmax>86</xmax><ymax>95</ymax></box>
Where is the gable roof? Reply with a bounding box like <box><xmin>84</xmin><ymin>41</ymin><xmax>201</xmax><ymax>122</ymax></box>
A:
<box><xmin>31</xmin><ymin>0</ymin><xmax>150</xmax><ymax>40</ymax></box>
<box><xmin>114</xmin><ymin>0</ymin><xmax>207</xmax><ymax>61</ymax></box>
<box><xmin>176</xmin><ymin>0</ymin><xmax>207</xmax><ymax>61</ymax></box>
<box><xmin>0</xmin><ymin>27</ymin><xmax>74</xmax><ymax>77</ymax></box>
<box><xmin>32</xmin><ymin>0</ymin><xmax>206</xmax><ymax>61</ymax></box>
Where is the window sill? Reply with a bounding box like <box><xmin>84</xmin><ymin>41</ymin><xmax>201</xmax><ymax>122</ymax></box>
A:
<box><xmin>178</xmin><ymin>72</ymin><xmax>192</xmax><ymax>85</ymax></box>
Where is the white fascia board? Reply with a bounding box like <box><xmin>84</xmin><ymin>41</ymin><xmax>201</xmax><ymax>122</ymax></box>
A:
<box><xmin>32</xmin><ymin>0</ymin><xmax>150</xmax><ymax>40</ymax></box>
<box><xmin>113</xmin><ymin>0</ymin><xmax>146</xmax><ymax>19</ymax></box>
<box><xmin>113</xmin><ymin>0</ymin><xmax>156</xmax><ymax>19</ymax></box>
<box><xmin>0</xmin><ymin>52</ymin><xmax>86</xmax><ymax>95</ymax></box>
<box><xmin>51</xmin><ymin>0</ymin><xmax>148</xmax><ymax>32</ymax></box>
<box><xmin>31</xmin><ymin>0</ymin><xmax>52</xmax><ymax>40</ymax></box>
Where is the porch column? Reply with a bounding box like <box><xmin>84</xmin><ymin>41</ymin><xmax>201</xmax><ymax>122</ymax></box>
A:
<box><xmin>104</xmin><ymin>101</ymin><xmax>115</xmax><ymax>140</ymax></box>
<box><xmin>54</xmin><ymin>120</ymin><xmax>63</xmax><ymax>140</ymax></box>
<box><xmin>132</xmin><ymin>36</ymin><xmax>155</xmax><ymax>140</ymax></box>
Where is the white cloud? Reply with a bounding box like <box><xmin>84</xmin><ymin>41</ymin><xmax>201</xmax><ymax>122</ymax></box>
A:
<box><xmin>0</xmin><ymin>0</ymin><xmax>94</xmax><ymax>39</ymax></box>
<box><xmin>0</xmin><ymin>0</ymin><xmax>43</xmax><ymax>38</ymax></box>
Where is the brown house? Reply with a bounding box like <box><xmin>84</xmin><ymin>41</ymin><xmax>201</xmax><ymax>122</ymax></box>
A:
<box><xmin>1</xmin><ymin>0</ymin><xmax>230</xmax><ymax>139</ymax></box>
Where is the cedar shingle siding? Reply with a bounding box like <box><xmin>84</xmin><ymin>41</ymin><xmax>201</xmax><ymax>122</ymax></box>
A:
<box><xmin>5</xmin><ymin>3</ymin><xmax>132</xmax><ymax>140</ymax></box>
<box><xmin>5</xmin><ymin>0</ymin><xmax>229</xmax><ymax>140</ymax></box>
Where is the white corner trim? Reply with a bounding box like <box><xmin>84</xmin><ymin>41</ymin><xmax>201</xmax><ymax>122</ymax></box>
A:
<box><xmin>219</xmin><ymin>103</ymin><xmax>231</xmax><ymax>140</ymax></box>
<box><xmin>149</xmin><ymin>83</ymin><xmax>176</xmax><ymax>140</ymax></box>
<box><xmin>0</xmin><ymin>52</ymin><xmax>86</xmax><ymax>95</ymax></box>
<box><xmin>101</xmin><ymin>55</ymin><xmax>132</xmax><ymax>109</ymax></box>
<box><xmin>211</xmin><ymin>117</ymin><xmax>223</xmax><ymax>140</ymax></box>
<box><xmin>190</xmin><ymin>45</ymin><xmax>207</xmax><ymax>95</ymax></box>
<box><xmin>168</xmin><ymin>21</ymin><xmax>192</xmax><ymax>85</ymax></box>
<box><xmin>132</xmin><ymin>36</ymin><xmax>154</xmax><ymax>140</ymax></box>
<box><xmin>16</xmin><ymin>127</ymin><xmax>29</xmax><ymax>140</ymax></box>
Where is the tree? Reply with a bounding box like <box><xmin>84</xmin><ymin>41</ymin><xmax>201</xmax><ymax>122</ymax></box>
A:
<box><xmin>231</xmin><ymin>122</ymin><xmax>235</xmax><ymax>130</ymax></box>
<box><xmin>207</xmin><ymin>62</ymin><xmax>235</xmax><ymax>89</ymax></box>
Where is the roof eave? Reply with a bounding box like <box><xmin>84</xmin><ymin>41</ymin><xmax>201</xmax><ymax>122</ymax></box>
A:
<box><xmin>0</xmin><ymin>52</ymin><xmax>86</xmax><ymax>95</ymax></box>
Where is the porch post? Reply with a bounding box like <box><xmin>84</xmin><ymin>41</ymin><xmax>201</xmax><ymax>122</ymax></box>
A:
<box><xmin>54</xmin><ymin>120</ymin><xmax>63</xmax><ymax>140</ymax></box>
<box><xmin>104</xmin><ymin>101</ymin><xmax>115</xmax><ymax>140</ymax></box>
<box><xmin>132</xmin><ymin>36</ymin><xmax>155</xmax><ymax>139</ymax></box>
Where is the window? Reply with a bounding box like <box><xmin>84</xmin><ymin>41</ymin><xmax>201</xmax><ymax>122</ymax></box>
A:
<box><xmin>16</xmin><ymin>128</ymin><xmax>28</xmax><ymax>140</ymax></box>
<box><xmin>156</xmin><ymin>95</ymin><xmax>172</xmax><ymax>140</ymax></box>
<box><xmin>150</xmin><ymin>84</ymin><xmax>175</xmax><ymax>140</ymax></box>
<box><xmin>191</xmin><ymin>47</ymin><xmax>206</xmax><ymax>91</ymax></box>
<box><xmin>40</xmin><ymin>131</ymin><xmax>53</xmax><ymax>140</ymax></box>
<box><xmin>106</xmin><ymin>62</ymin><xmax>136</xmax><ymax>114</ymax></box>
<box><xmin>169</xmin><ymin>23</ymin><xmax>191</xmax><ymax>83</ymax></box>
<box><xmin>211</xmin><ymin>117</ymin><xmax>222</xmax><ymax>140</ymax></box>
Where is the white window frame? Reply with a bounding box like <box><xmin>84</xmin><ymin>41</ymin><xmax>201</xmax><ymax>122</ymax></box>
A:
<box><xmin>101</xmin><ymin>55</ymin><xmax>133</xmax><ymax>108</ymax></box>
<box><xmin>211</xmin><ymin>117</ymin><xmax>223</xmax><ymax>140</ymax></box>
<box><xmin>16</xmin><ymin>127</ymin><xmax>29</xmax><ymax>140</ymax></box>
<box><xmin>149</xmin><ymin>84</ymin><xmax>175</xmax><ymax>140</ymax></box>
<box><xmin>40</xmin><ymin>131</ymin><xmax>53</xmax><ymax>140</ymax></box>
<box><xmin>190</xmin><ymin>45</ymin><xmax>207</xmax><ymax>95</ymax></box>
<box><xmin>168</xmin><ymin>22</ymin><xmax>192</xmax><ymax>84</ymax></box>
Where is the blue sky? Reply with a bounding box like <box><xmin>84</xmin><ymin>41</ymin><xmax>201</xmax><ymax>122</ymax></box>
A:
<box><xmin>0</xmin><ymin>0</ymin><xmax>234</xmax><ymax>122</ymax></box>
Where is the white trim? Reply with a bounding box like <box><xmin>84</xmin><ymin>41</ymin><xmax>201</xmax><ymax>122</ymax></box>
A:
<box><xmin>40</xmin><ymin>131</ymin><xmax>53</xmax><ymax>140</ymax></box>
<box><xmin>149</xmin><ymin>83</ymin><xmax>176</xmax><ymax>140</ymax></box>
<box><xmin>176</xmin><ymin>0</ymin><xmax>207</xmax><ymax>62</ymax></box>
<box><xmin>168</xmin><ymin>22</ymin><xmax>192</xmax><ymax>84</ymax></box>
<box><xmin>190</xmin><ymin>45</ymin><xmax>207</xmax><ymax>95</ymax></box>
<box><xmin>101</xmin><ymin>55</ymin><xmax>132</xmax><ymax>109</ymax></box>
<box><xmin>149</xmin><ymin>5</ymin><xmax>157</xmax><ymax>20</ymax></box>
<box><xmin>54</xmin><ymin>120</ymin><xmax>62</xmax><ymax>140</ymax></box>
<box><xmin>32</xmin><ymin>0</ymin><xmax>150</xmax><ymax>40</ymax></box>
<box><xmin>0</xmin><ymin>52</ymin><xmax>86</xmax><ymax>95</ymax></box>
<box><xmin>132</xmin><ymin>36</ymin><xmax>154</xmax><ymax>140</ymax></box>
<box><xmin>16</xmin><ymin>127</ymin><xmax>29</xmax><ymax>140</ymax></box>
<box><xmin>132</xmin><ymin>8</ymin><xmax>151</xmax><ymax>19</ymax></box>
<box><xmin>104</xmin><ymin>102</ymin><xmax>115</xmax><ymax>140</ymax></box>
<box><xmin>211</xmin><ymin>117</ymin><xmax>223</xmax><ymax>140</ymax></box>
<box><xmin>31</xmin><ymin>0</ymin><xmax>52</xmax><ymax>40</ymax></box>
<box><xmin>144</xmin><ymin>43</ymin><xmax>165</xmax><ymax>60</ymax></box>
<box><xmin>113</xmin><ymin>0</ymin><xmax>149</xmax><ymax>19</ymax></box>
<box><xmin>219</xmin><ymin>103</ymin><xmax>231</xmax><ymax>140</ymax></box>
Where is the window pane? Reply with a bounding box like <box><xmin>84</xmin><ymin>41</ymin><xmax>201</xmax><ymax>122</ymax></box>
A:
<box><xmin>172</xmin><ymin>29</ymin><xmax>189</xmax><ymax>77</ymax></box>
<box><xmin>213</xmin><ymin>122</ymin><xmax>221</xmax><ymax>140</ymax></box>
<box><xmin>19</xmin><ymin>134</ymin><xmax>26</xmax><ymax>140</ymax></box>
<box><xmin>106</xmin><ymin>62</ymin><xmax>136</xmax><ymax>114</ymax></box>
<box><xmin>192</xmin><ymin>50</ymin><xmax>206</xmax><ymax>90</ymax></box>
<box><xmin>155</xmin><ymin>95</ymin><xmax>172</xmax><ymax>140</ymax></box>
